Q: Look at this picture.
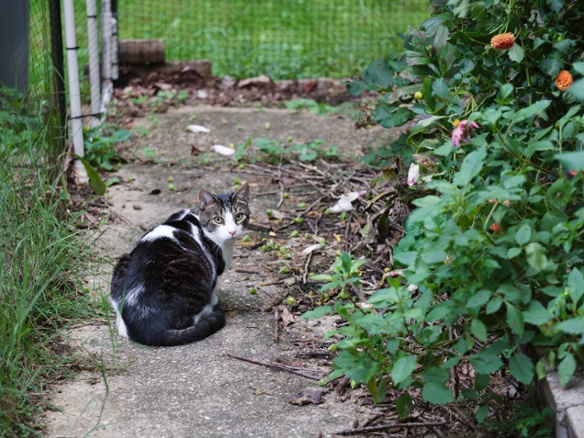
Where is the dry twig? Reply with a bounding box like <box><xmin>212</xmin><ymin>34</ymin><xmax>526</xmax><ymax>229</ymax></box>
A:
<box><xmin>226</xmin><ymin>352</ymin><xmax>323</xmax><ymax>381</ymax></box>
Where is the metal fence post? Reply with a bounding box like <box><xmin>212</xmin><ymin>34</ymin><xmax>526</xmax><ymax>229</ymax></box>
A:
<box><xmin>0</xmin><ymin>1</ymin><xmax>30</xmax><ymax>94</ymax></box>
<box><xmin>48</xmin><ymin>0</ymin><xmax>67</xmax><ymax>151</ymax></box>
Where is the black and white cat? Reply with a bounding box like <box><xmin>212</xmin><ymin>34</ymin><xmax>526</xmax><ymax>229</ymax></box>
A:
<box><xmin>110</xmin><ymin>184</ymin><xmax>250</xmax><ymax>346</ymax></box>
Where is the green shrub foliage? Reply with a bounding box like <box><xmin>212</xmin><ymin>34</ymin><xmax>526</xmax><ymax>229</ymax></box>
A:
<box><xmin>305</xmin><ymin>0</ymin><xmax>584</xmax><ymax>416</ymax></box>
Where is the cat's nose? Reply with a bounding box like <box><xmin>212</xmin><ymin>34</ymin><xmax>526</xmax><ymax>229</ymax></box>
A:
<box><xmin>229</xmin><ymin>230</ymin><xmax>237</xmax><ymax>236</ymax></box>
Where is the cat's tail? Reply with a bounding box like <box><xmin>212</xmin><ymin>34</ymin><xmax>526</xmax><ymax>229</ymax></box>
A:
<box><xmin>133</xmin><ymin>307</ymin><xmax>226</xmax><ymax>347</ymax></box>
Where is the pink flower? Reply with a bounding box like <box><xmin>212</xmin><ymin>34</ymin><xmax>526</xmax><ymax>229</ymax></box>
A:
<box><xmin>451</xmin><ymin>120</ymin><xmax>480</xmax><ymax>147</ymax></box>
<box><xmin>407</xmin><ymin>163</ymin><xmax>420</xmax><ymax>186</ymax></box>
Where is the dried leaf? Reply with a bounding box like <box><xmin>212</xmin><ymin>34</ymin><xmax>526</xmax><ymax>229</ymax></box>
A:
<box><xmin>289</xmin><ymin>388</ymin><xmax>326</xmax><ymax>405</ymax></box>
<box><xmin>279</xmin><ymin>306</ymin><xmax>296</xmax><ymax>325</ymax></box>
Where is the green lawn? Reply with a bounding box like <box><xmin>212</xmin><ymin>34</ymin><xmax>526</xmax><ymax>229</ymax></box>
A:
<box><xmin>117</xmin><ymin>0</ymin><xmax>430</xmax><ymax>79</ymax></box>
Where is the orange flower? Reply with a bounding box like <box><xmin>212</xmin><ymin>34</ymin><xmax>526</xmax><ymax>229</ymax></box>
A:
<box><xmin>490</xmin><ymin>223</ymin><xmax>501</xmax><ymax>233</ymax></box>
<box><xmin>490</xmin><ymin>32</ymin><xmax>515</xmax><ymax>50</ymax></box>
<box><xmin>555</xmin><ymin>70</ymin><xmax>573</xmax><ymax>91</ymax></box>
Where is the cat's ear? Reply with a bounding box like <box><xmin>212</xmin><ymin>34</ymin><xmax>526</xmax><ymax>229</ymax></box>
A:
<box><xmin>231</xmin><ymin>183</ymin><xmax>249</xmax><ymax>203</ymax></box>
<box><xmin>198</xmin><ymin>190</ymin><xmax>218</xmax><ymax>211</ymax></box>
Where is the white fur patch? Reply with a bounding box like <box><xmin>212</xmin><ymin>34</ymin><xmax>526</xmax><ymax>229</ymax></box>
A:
<box><xmin>123</xmin><ymin>284</ymin><xmax>144</xmax><ymax>307</ymax></box>
<box><xmin>222</xmin><ymin>240</ymin><xmax>235</xmax><ymax>269</ymax></box>
<box><xmin>111</xmin><ymin>299</ymin><xmax>129</xmax><ymax>338</ymax></box>
<box><xmin>172</xmin><ymin>209</ymin><xmax>190</xmax><ymax>221</ymax></box>
<box><xmin>141</xmin><ymin>225</ymin><xmax>177</xmax><ymax>242</ymax></box>
<box><xmin>193</xmin><ymin>303</ymin><xmax>214</xmax><ymax>324</ymax></box>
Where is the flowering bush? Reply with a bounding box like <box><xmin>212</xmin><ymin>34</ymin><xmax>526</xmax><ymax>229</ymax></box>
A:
<box><xmin>305</xmin><ymin>0</ymin><xmax>584</xmax><ymax>420</ymax></box>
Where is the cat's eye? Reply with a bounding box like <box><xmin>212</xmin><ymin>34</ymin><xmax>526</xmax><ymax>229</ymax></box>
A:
<box><xmin>234</xmin><ymin>213</ymin><xmax>245</xmax><ymax>221</ymax></box>
<box><xmin>213</xmin><ymin>217</ymin><xmax>224</xmax><ymax>224</ymax></box>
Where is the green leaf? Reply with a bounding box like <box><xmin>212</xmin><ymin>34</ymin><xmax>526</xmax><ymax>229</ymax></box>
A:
<box><xmin>422</xmin><ymin>382</ymin><xmax>454</xmax><ymax>404</ymax></box>
<box><xmin>470</xmin><ymin>351</ymin><xmax>503</xmax><ymax>375</ymax></box>
<box><xmin>558</xmin><ymin>353</ymin><xmax>576</xmax><ymax>386</ymax></box>
<box><xmin>301</xmin><ymin>306</ymin><xmax>332</xmax><ymax>319</ymax></box>
<box><xmin>475</xmin><ymin>406</ymin><xmax>489</xmax><ymax>423</ymax></box>
<box><xmin>525</xmin><ymin>242</ymin><xmax>548</xmax><ymax>271</ymax></box>
<box><xmin>567</xmin><ymin>268</ymin><xmax>584</xmax><ymax>304</ymax></box>
<box><xmin>73</xmin><ymin>154</ymin><xmax>106</xmax><ymax>196</ymax></box>
<box><xmin>346</xmin><ymin>79</ymin><xmax>368</xmax><ymax>96</ymax></box>
<box><xmin>412</xmin><ymin>195</ymin><xmax>441</xmax><ymax>208</ymax></box>
<box><xmin>502</xmin><ymin>174</ymin><xmax>525</xmax><ymax>189</ymax></box>
<box><xmin>509</xmin><ymin>353</ymin><xmax>534</xmax><ymax>385</ymax></box>
<box><xmin>367</xmin><ymin>377</ymin><xmax>387</xmax><ymax>404</ymax></box>
<box><xmin>522</xmin><ymin>301</ymin><xmax>553</xmax><ymax>325</ymax></box>
<box><xmin>426</xmin><ymin>305</ymin><xmax>452</xmax><ymax>322</ymax></box>
<box><xmin>423</xmin><ymin>76</ymin><xmax>437</xmax><ymax>111</ymax></box>
<box><xmin>555</xmin><ymin>151</ymin><xmax>584</xmax><ymax>170</ymax></box>
<box><xmin>507</xmin><ymin>44</ymin><xmax>524</xmax><ymax>62</ymax></box>
<box><xmin>547</xmin><ymin>178</ymin><xmax>572</xmax><ymax>208</ymax></box>
<box><xmin>515</xmin><ymin>224</ymin><xmax>532</xmax><ymax>246</ymax></box>
<box><xmin>471</xmin><ymin>318</ymin><xmax>488</xmax><ymax>342</ymax></box>
<box><xmin>432</xmin><ymin>78</ymin><xmax>449</xmax><ymax>99</ymax></box>
<box><xmin>524</xmin><ymin>140</ymin><xmax>554</xmax><ymax>158</ymax></box>
<box><xmin>466</xmin><ymin>290</ymin><xmax>491</xmax><ymax>308</ymax></box>
<box><xmin>486</xmin><ymin>296</ymin><xmax>503</xmax><ymax>314</ymax></box>
<box><xmin>417</xmin><ymin>115</ymin><xmax>448</xmax><ymax>128</ymax></box>
<box><xmin>368</xmin><ymin>288</ymin><xmax>399</xmax><ymax>306</ymax></box>
<box><xmin>482</xmin><ymin>108</ymin><xmax>502</xmax><ymax>126</ymax></box>
<box><xmin>510</xmin><ymin>100</ymin><xmax>551</xmax><ymax>124</ymax></box>
<box><xmin>422</xmin><ymin>366</ymin><xmax>449</xmax><ymax>383</ymax></box>
<box><xmin>567</xmin><ymin>78</ymin><xmax>584</xmax><ymax>102</ymax></box>
<box><xmin>573</xmin><ymin>62</ymin><xmax>584</xmax><ymax>76</ymax></box>
<box><xmin>499</xmin><ymin>83</ymin><xmax>514</xmax><ymax>100</ymax></box>
<box><xmin>547</xmin><ymin>0</ymin><xmax>563</xmax><ymax>12</ymax></box>
<box><xmin>506</xmin><ymin>302</ymin><xmax>524</xmax><ymax>335</ymax></box>
<box><xmin>363</xmin><ymin>59</ymin><xmax>394</xmax><ymax>89</ymax></box>
<box><xmin>507</xmin><ymin>247</ymin><xmax>521</xmax><ymax>259</ymax></box>
<box><xmin>393</xmin><ymin>250</ymin><xmax>417</xmax><ymax>268</ymax></box>
<box><xmin>396</xmin><ymin>392</ymin><xmax>413</xmax><ymax>418</ymax></box>
<box><xmin>374</xmin><ymin>107</ymin><xmax>414</xmax><ymax>129</ymax></box>
<box><xmin>453</xmin><ymin>146</ymin><xmax>486</xmax><ymax>186</ymax></box>
<box><xmin>391</xmin><ymin>355</ymin><xmax>418</xmax><ymax>385</ymax></box>
<box><xmin>541</xmin><ymin>54</ymin><xmax>563</xmax><ymax>77</ymax></box>
<box><xmin>556</xmin><ymin>318</ymin><xmax>584</xmax><ymax>335</ymax></box>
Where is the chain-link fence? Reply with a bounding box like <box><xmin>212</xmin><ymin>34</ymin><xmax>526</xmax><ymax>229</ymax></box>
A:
<box><xmin>2</xmin><ymin>0</ymin><xmax>67</xmax><ymax>150</ymax></box>
<box><xmin>117</xmin><ymin>0</ymin><xmax>430</xmax><ymax>80</ymax></box>
<box><xmin>2</xmin><ymin>0</ymin><xmax>429</xmax><ymax>159</ymax></box>
<box><xmin>1</xmin><ymin>0</ymin><xmax>112</xmax><ymax>155</ymax></box>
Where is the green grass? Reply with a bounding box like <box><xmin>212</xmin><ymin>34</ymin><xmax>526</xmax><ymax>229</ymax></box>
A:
<box><xmin>117</xmin><ymin>0</ymin><xmax>430</xmax><ymax>79</ymax></box>
<box><xmin>0</xmin><ymin>89</ymin><xmax>99</xmax><ymax>436</ymax></box>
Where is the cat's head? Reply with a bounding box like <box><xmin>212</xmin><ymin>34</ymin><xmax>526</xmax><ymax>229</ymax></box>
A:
<box><xmin>195</xmin><ymin>184</ymin><xmax>250</xmax><ymax>246</ymax></box>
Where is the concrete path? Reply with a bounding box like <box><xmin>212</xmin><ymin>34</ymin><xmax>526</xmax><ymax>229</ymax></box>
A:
<box><xmin>44</xmin><ymin>105</ymin><xmax>390</xmax><ymax>437</ymax></box>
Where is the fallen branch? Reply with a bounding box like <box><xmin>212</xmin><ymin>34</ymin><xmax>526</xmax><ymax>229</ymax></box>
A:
<box><xmin>226</xmin><ymin>352</ymin><xmax>323</xmax><ymax>381</ymax></box>
<box><xmin>333</xmin><ymin>420</ymin><xmax>447</xmax><ymax>436</ymax></box>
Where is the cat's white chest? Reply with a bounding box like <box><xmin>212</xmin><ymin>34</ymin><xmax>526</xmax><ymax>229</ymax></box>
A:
<box><xmin>221</xmin><ymin>240</ymin><xmax>235</xmax><ymax>270</ymax></box>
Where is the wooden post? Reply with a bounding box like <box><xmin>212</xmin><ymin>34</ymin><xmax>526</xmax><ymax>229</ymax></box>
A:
<box><xmin>118</xmin><ymin>39</ymin><xmax>165</xmax><ymax>64</ymax></box>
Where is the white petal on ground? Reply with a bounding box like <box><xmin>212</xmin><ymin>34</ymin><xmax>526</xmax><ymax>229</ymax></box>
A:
<box><xmin>329</xmin><ymin>197</ymin><xmax>354</xmax><ymax>213</ymax></box>
<box><xmin>357</xmin><ymin>302</ymin><xmax>373</xmax><ymax>310</ymax></box>
<box><xmin>301</xmin><ymin>244</ymin><xmax>322</xmax><ymax>255</ymax></box>
<box><xmin>186</xmin><ymin>124</ymin><xmax>211</xmax><ymax>133</ymax></box>
<box><xmin>329</xmin><ymin>190</ymin><xmax>366</xmax><ymax>213</ymax></box>
<box><xmin>211</xmin><ymin>145</ymin><xmax>235</xmax><ymax>156</ymax></box>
